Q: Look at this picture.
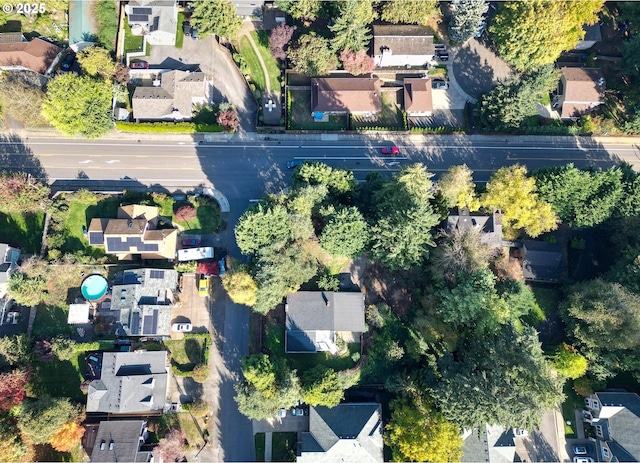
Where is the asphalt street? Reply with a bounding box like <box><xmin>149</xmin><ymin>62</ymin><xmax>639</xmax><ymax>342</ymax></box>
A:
<box><xmin>4</xmin><ymin>133</ymin><xmax>640</xmax><ymax>461</ymax></box>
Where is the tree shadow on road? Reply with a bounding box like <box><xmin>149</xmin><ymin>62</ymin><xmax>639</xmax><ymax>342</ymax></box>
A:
<box><xmin>0</xmin><ymin>133</ymin><xmax>47</xmax><ymax>181</ymax></box>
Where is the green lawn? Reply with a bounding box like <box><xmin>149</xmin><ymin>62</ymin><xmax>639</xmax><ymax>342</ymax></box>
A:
<box><xmin>175</xmin><ymin>200</ymin><xmax>222</xmax><ymax>234</ymax></box>
<box><xmin>0</xmin><ymin>210</ymin><xmax>44</xmax><ymax>254</ymax></box>
<box><xmin>63</xmin><ymin>195</ymin><xmax>120</xmax><ymax>254</ymax></box>
<box><xmin>351</xmin><ymin>92</ymin><xmax>405</xmax><ymax>129</ymax></box>
<box><xmin>175</xmin><ymin>12</ymin><xmax>185</xmax><ymax>48</ymax></box>
<box><xmin>272</xmin><ymin>432</ymin><xmax>296</xmax><ymax>462</ymax></box>
<box><xmin>251</xmin><ymin>30</ymin><xmax>281</xmax><ymax>93</ymax></box>
<box><xmin>123</xmin><ymin>20</ymin><xmax>144</xmax><ymax>54</ymax></box>
<box><xmin>561</xmin><ymin>380</ymin><xmax>584</xmax><ymax>438</ymax></box>
<box><xmin>165</xmin><ymin>335</ymin><xmax>209</xmax><ymax>373</ymax></box>
<box><xmin>32</xmin><ymin>305</ymin><xmax>75</xmax><ymax>338</ymax></box>
<box><xmin>254</xmin><ymin>433</ymin><xmax>266</xmax><ymax>462</ymax></box>
<box><xmin>288</xmin><ymin>90</ymin><xmax>348</xmax><ymax>131</ymax></box>
<box><xmin>239</xmin><ymin>35</ymin><xmax>266</xmax><ymax>92</ymax></box>
<box><xmin>32</xmin><ymin>357</ymin><xmax>84</xmax><ymax>402</ymax></box>
<box><xmin>156</xmin><ymin>412</ymin><xmax>203</xmax><ymax>448</ymax></box>
<box><xmin>532</xmin><ymin>287</ymin><xmax>560</xmax><ymax>318</ymax></box>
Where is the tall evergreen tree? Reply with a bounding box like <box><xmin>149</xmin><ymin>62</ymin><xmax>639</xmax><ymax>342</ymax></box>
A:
<box><xmin>449</xmin><ymin>0</ymin><xmax>489</xmax><ymax>43</ymax></box>
<box><xmin>330</xmin><ymin>0</ymin><xmax>377</xmax><ymax>52</ymax></box>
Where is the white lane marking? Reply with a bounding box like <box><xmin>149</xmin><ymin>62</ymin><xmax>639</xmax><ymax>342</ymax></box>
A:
<box><xmin>105</xmin><ymin>160</ymin><xmax>120</xmax><ymax>164</ymax></box>
<box><xmin>78</xmin><ymin>160</ymin><xmax>93</xmax><ymax>164</ymax></box>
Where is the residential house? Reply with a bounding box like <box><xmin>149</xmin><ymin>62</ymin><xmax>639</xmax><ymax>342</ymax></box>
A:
<box><xmin>285</xmin><ymin>291</ymin><xmax>365</xmax><ymax>354</ymax></box>
<box><xmin>311</xmin><ymin>78</ymin><xmax>382</xmax><ymax>116</ymax></box>
<box><xmin>554</xmin><ymin>67</ymin><xmax>605</xmax><ymax>120</ymax></box>
<box><xmin>444</xmin><ymin>207</ymin><xmax>503</xmax><ymax>248</ymax></box>
<box><xmin>0</xmin><ymin>37</ymin><xmax>61</xmax><ymax>75</ymax></box>
<box><xmin>233</xmin><ymin>0</ymin><xmax>264</xmax><ymax>20</ymax></box>
<box><xmin>462</xmin><ymin>425</ymin><xmax>519</xmax><ymax>463</ymax></box>
<box><xmin>132</xmin><ymin>70</ymin><xmax>212</xmax><ymax>121</ymax></box>
<box><xmin>521</xmin><ymin>240</ymin><xmax>563</xmax><ymax>282</ymax></box>
<box><xmin>575</xmin><ymin>23</ymin><xmax>602</xmax><ymax>50</ymax></box>
<box><xmin>83</xmin><ymin>420</ymin><xmax>152</xmax><ymax>462</ymax></box>
<box><xmin>583</xmin><ymin>391</ymin><xmax>640</xmax><ymax>462</ymax></box>
<box><xmin>403</xmin><ymin>78</ymin><xmax>433</xmax><ymax>117</ymax></box>
<box><xmin>372</xmin><ymin>25</ymin><xmax>435</xmax><ymax>68</ymax></box>
<box><xmin>88</xmin><ymin>204</ymin><xmax>178</xmax><ymax>260</ymax></box>
<box><xmin>297</xmin><ymin>403</ymin><xmax>383</xmax><ymax>463</ymax></box>
<box><xmin>0</xmin><ymin>243</ymin><xmax>20</xmax><ymax>286</ymax></box>
<box><xmin>110</xmin><ymin>268</ymin><xmax>178</xmax><ymax>337</ymax></box>
<box><xmin>124</xmin><ymin>0</ymin><xmax>177</xmax><ymax>46</ymax></box>
<box><xmin>87</xmin><ymin>350</ymin><xmax>168</xmax><ymax>415</ymax></box>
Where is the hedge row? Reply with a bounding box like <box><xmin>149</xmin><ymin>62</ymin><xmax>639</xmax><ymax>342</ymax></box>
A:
<box><xmin>116</xmin><ymin>121</ymin><xmax>223</xmax><ymax>133</ymax></box>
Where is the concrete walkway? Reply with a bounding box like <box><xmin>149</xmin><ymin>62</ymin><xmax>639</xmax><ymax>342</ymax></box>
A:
<box><xmin>575</xmin><ymin>408</ymin><xmax>586</xmax><ymax>439</ymax></box>
<box><xmin>265</xmin><ymin>431</ymin><xmax>272</xmax><ymax>462</ymax></box>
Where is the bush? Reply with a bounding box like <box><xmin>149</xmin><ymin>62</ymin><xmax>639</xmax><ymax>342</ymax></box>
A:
<box><xmin>192</xmin><ymin>364</ymin><xmax>209</xmax><ymax>383</ymax></box>
<box><xmin>186</xmin><ymin>400</ymin><xmax>209</xmax><ymax>418</ymax></box>
<box><xmin>115</xmin><ymin>121</ymin><xmax>223</xmax><ymax>133</ymax></box>
<box><xmin>175</xmin><ymin>205</ymin><xmax>197</xmax><ymax>222</ymax></box>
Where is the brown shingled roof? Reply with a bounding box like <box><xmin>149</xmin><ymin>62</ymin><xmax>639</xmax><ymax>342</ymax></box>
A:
<box><xmin>311</xmin><ymin>78</ymin><xmax>382</xmax><ymax>113</ymax></box>
<box><xmin>403</xmin><ymin>78</ymin><xmax>432</xmax><ymax>113</ymax></box>
<box><xmin>560</xmin><ymin>67</ymin><xmax>605</xmax><ymax>118</ymax></box>
<box><xmin>0</xmin><ymin>38</ymin><xmax>61</xmax><ymax>74</ymax></box>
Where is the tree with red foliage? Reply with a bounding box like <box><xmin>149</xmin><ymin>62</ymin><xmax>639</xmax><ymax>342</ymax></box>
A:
<box><xmin>0</xmin><ymin>369</ymin><xmax>29</xmax><ymax>411</ymax></box>
<box><xmin>269</xmin><ymin>23</ymin><xmax>296</xmax><ymax>60</ymax></box>
<box><xmin>175</xmin><ymin>205</ymin><xmax>197</xmax><ymax>222</ymax></box>
<box><xmin>217</xmin><ymin>107</ymin><xmax>239</xmax><ymax>132</ymax></box>
<box><xmin>155</xmin><ymin>429</ymin><xmax>187</xmax><ymax>462</ymax></box>
<box><xmin>339</xmin><ymin>49</ymin><xmax>376</xmax><ymax>76</ymax></box>
<box><xmin>114</xmin><ymin>64</ymin><xmax>131</xmax><ymax>84</ymax></box>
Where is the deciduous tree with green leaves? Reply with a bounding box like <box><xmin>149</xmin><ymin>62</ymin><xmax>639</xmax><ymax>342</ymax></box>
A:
<box><xmin>302</xmin><ymin>366</ymin><xmax>359</xmax><ymax>408</ymax></box>
<box><xmin>293</xmin><ymin>162</ymin><xmax>356</xmax><ymax>198</ymax></box>
<box><xmin>288</xmin><ymin>34</ymin><xmax>338</xmax><ymax>77</ymax></box>
<box><xmin>77</xmin><ymin>46</ymin><xmax>116</xmax><ymax>80</ymax></box>
<box><xmin>319</xmin><ymin>206</ymin><xmax>369</xmax><ymax>258</ymax></box>
<box><xmin>275</xmin><ymin>0</ymin><xmax>322</xmax><ymax>21</ymax></box>
<box><xmin>380</xmin><ymin>0</ymin><xmax>441</xmax><ymax>26</ymax></box>
<box><xmin>234</xmin><ymin>203</ymin><xmax>292</xmax><ymax>255</ymax></box>
<box><xmin>449</xmin><ymin>0</ymin><xmax>489</xmax><ymax>43</ymax></box>
<box><xmin>42</xmin><ymin>73</ymin><xmax>113</xmax><ymax>138</ymax></box>
<box><xmin>490</xmin><ymin>0</ymin><xmax>604</xmax><ymax>71</ymax></box>
<box><xmin>191</xmin><ymin>0</ymin><xmax>243</xmax><ymax>39</ymax></box>
<box><xmin>17</xmin><ymin>397</ymin><xmax>83</xmax><ymax>444</ymax></box>
<box><xmin>482</xmin><ymin>164</ymin><xmax>558</xmax><ymax>238</ymax></box>
<box><xmin>560</xmin><ymin>279</ymin><xmax>640</xmax><ymax>379</ymax></box>
<box><xmin>330</xmin><ymin>0</ymin><xmax>377</xmax><ymax>52</ymax></box>
<box><xmin>385</xmin><ymin>397</ymin><xmax>463</xmax><ymax>463</ymax></box>
<box><xmin>437</xmin><ymin>164</ymin><xmax>480</xmax><ymax>210</ymax></box>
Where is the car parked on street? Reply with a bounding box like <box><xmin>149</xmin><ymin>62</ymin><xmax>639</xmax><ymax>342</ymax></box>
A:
<box><xmin>130</xmin><ymin>60</ymin><xmax>149</xmax><ymax>69</ymax></box>
<box><xmin>573</xmin><ymin>445</ymin><xmax>592</xmax><ymax>455</ymax></box>
<box><xmin>287</xmin><ymin>160</ymin><xmax>304</xmax><ymax>169</ymax></box>
<box><xmin>276</xmin><ymin>408</ymin><xmax>287</xmax><ymax>418</ymax></box>
<box><xmin>381</xmin><ymin>146</ymin><xmax>400</xmax><ymax>155</ymax></box>
<box><xmin>61</xmin><ymin>52</ymin><xmax>75</xmax><ymax>72</ymax></box>
<box><xmin>172</xmin><ymin>323</ymin><xmax>193</xmax><ymax>332</ymax></box>
<box><xmin>432</xmin><ymin>80</ymin><xmax>449</xmax><ymax>90</ymax></box>
<box><xmin>573</xmin><ymin>458</ymin><xmax>594</xmax><ymax>463</ymax></box>
<box><xmin>182</xmin><ymin>21</ymin><xmax>192</xmax><ymax>35</ymax></box>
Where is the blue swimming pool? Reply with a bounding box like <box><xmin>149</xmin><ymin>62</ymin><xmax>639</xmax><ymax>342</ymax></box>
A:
<box><xmin>81</xmin><ymin>274</ymin><xmax>108</xmax><ymax>301</ymax></box>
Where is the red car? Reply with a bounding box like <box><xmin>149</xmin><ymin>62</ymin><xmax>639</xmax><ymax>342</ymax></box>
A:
<box><xmin>182</xmin><ymin>238</ymin><xmax>201</xmax><ymax>247</ymax></box>
<box><xmin>129</xmin><ymin>60</ymin><xmax>149</xmax><ymax>69</ymax></box>
<box><xmin>381</xmin><ymin>146</ymin><xmax>400</xmax><ymax>155</ymax></box>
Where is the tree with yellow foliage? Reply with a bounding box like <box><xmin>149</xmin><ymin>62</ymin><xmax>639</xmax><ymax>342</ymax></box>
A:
<box><xmin>482</xmin><ymin>165</ymin><xmax>558</xmax><ymax>239</ymax></box>
<box><xmin>221</xmin><ymin>270</ymin><xmax>258</xmax><ymax>307</ymax></box>
<box><xmin>437</xmin><ymin>164</ymin><xmax>481</xmax><ymax>211</ymax></box>
<box><xmin>490</xmin><ymin>0</ymin><xmax>604</xmax><ymax>71</ymax></box>
<box><xmin>385</xmin><ymin>397</ymin><xmax>463</xmax><ymax>462</ymax></box>
<box><xmin>48</xmin><ymin>422</ymin><xmax>85</xmax><ymax>452</ymax></box>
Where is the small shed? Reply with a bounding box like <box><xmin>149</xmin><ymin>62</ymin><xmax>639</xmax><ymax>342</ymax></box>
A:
<box><xmin>68</xmin><ymin>303</ymin><xmax>91</xmax><ymax>324</ymax></box>
<box><xmin>522</xmin><ymin>240</ymin><xmax>562</xmax><ymax>282</ymax></box>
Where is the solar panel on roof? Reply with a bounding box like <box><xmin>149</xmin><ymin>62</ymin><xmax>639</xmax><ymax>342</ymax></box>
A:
<box><xmin>150</xmin><ymin>270</ymin><xmax>164</xmax><ymax>279</ymax></box>
<box><xmin>142</xmin><ymin>309</ymin><xmax>158</xmax><ymax>334</ymax></box>
<box><xmin>129</xmin><ymin>14</ymin><xmax>150</xmax><ymax>22</ymax></box>
<box><xmin>89</xmin><ymin>231</ymin><xmax>104</xmax><ymax>245</ymax></box>
<box><xmin>131</xmin><ymin>312</ymin><xmax>140</xmax><ymax>335</ymax></box>
<box><xmin>132</xmin><ymin>7</ymin><xmax>152</xmax><ymax>14</ymax></box>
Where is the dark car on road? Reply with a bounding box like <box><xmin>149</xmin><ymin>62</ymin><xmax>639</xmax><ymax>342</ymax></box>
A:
<box><xmin>287</xmin><ymin>160</ymin><xmax>304</xmax><ymax>169</ymax></box>
<box><xmin>182</xmin><ymin>21</ymin><xmax>192</xmax><ymax>35</ymax></box>
<box><xmin>182</xmin><ymin>238</ymin><xmax>201</xmax><ymax>247</ymax></box>
<box><xmin>432</xmin><ymin>80</ymin><xmax>449</xmax><ymax>90</ymax></box>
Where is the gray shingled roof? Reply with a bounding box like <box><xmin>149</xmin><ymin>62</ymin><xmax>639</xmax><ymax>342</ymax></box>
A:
<box><xmin>111</xmin><ymin>268</ymin><xmax>177</xmax><ymax>336</ymax></box>
<box><xmin>299</xmin><ymin>403</ymin><xmax>383</xmax><ymax>463</ymax></box>
<box><xmin>372</xmin><ymin>25</ymin><xmax>435</xmax><ymax>56</ymax></box>
<box><xmin>595</xmin><ymin>392</ymin><xmax>640</xmax><ymax>461</ymax></box>
<box><xmin>444</xmin><ymin>208</ymin><xmax>503</xmax><ymax>248</ymax></box>
<box><xmin>87</xmin><ymin>351</ymin><xmax>168</xmax><ymax>414</ymax></box>
<box><xmin>90</xmin><ymin>420</ymin><xmax>147</xmax><ymax>463</ymax></box>
<box><xmin>522</xmin><ymin>240</ymin><xmax>562</xmax><ymax>282</ymax></box>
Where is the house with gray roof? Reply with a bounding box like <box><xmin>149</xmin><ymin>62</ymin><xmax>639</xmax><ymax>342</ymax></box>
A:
<box><xmin>285</xmin><ymin>291</ymin><xmax>365</xmax><ymax>354</ymax></box>
<box><xmin>297</xmin><ymin>403</ymin><xmax>383</xmax><ymax>463</ymax></box>
<box><xmin>372</xmin><ymin>25</ymin><xmax>435</xmax><ymax>68</ymax></box>
<box><xmin>132</xmin><ymin>70</ymin><xmax>212</xmax><ymax>121</ymax></box>
<box><xmin>87</xmin><ymin>350</ymin><xmax>168</xmax><ymax>415</ymax></box>
<box><xmin>233</xmin><ymin>0</ymin><xmax>264</xmax><ymax>20</ymax></box>
<box><xmin>110</xmin><ymin>268</ymin><xmax>178</xmax><ymax>337</ymax></box>
<box><xmin>444</xmin><ymin>207</ymin><xmax>503</xmax><ymax>248</ymax></box>
<box><xmin>583</xmin><ymin>391</ymin><xmax>640</xmax><ymax>462</ymax></box>
<box><xmin>462</xmin><ymin>425</ymin><xmax>520</xmax><ymax>463</ymax></box>
<box><xmin>124</xmin><ymin>0</ymin><xmax>177</xmax><ymax>46</ymax></box>
<box><xmin>83</xmin><ymin>420</ymin><xmax>151</xmax><ymax>462</ymax></box>
<box><xmin>521</xmin><ymin>240</ymin><xmax>563</xmax><ymax>282</ymax></box>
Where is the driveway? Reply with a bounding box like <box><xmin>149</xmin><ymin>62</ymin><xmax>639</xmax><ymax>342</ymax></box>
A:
<box><xmin>517</xmin><ymin>408</ymin><xmax>569</xmax><ymax>462</ymax></box>
<box><xmin>451</xmin><ymin>36</ymin><xmax>514</xmax><ymax>99</ymax></box>
<box><xmin>146</xmin><ymin>35</ymin><xmax>257</xmax><ymax>132</ymax></box>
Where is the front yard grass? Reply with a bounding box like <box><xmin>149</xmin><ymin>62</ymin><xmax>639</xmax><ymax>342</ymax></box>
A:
<box><xmin>123</xmin><ymin>20</ymin><xmax>144</xmax><ymax>54</ymax></box>
<box><xmin>272</xmin><ymin>432</ymin><xmax>296</xmax><ymax>462</ymax></box>
<box><xmin>155</xmin><ymin>412</ymin><xmax>203</xmax><ymax>448</ymax></box>
<box><xmin>62</xmin><ymin>194</ymin><xmax>120</xmax><ymax>254</ymax></box>
<box><xmin>0</xmin><ymin>210</ymin><xmax>44</xmax><ymax>254</ymax></box>
<box><xmin>239</xmin><ymin>35</ymin><xmax>266</xmax><ymax>92</ymax></box>
<box><xmin>288</xmin><ymin>89</ymin><xmax>348</xmax><ymax>130</ymax></box>
<box><xmin>251</xmin><ymin>30</ymin><xmax>281</xmax><ymax>93</ymax></box>
<box><xmin>561</xmin><ymin>380</ymin><xmax>584</xmax><ymax>438</ymax></box>
<box><xmin>165</xmin><ymin>334</ymin><xmax>209</xmax><ymax>374</ymax></box>
<box><xmin>175</xmin><ymin>198</ymin><xmax>222</xmax><ymax>234</ymax></box>
<box><xmin>254</xmin><ymin>433</ymin><xmax>266</xmax><ymax>462</ymax></box>
<box><xmin>175</xmin><ymin>12</ymin><xmax>185</xmax><ymax>48</ymax></box>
